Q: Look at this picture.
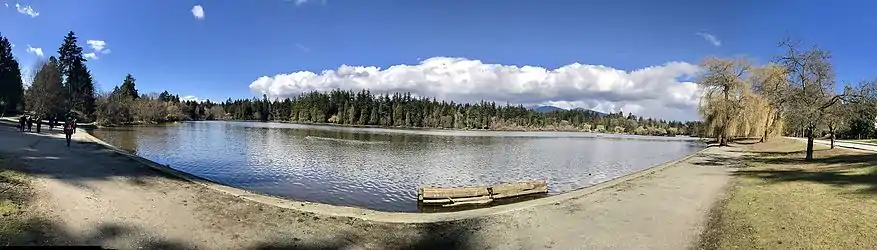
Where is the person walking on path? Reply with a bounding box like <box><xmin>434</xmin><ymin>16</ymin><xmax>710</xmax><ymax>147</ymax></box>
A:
<box><xmin>48</xmin><ymin>116</ymin><xmax>55</xmax><ymax>131</ymax></box>
<box><xmin>35</xmin><ymin>117</ymin><xmax>42</xmax><ymax>133</ymax></box>
<box><xmin>63</xmin><ymin>117</ymin><xmax>75</xmax><ymax>147</ymax></box>
<box><xmin>18</xmin><ymin>116</ymin><xmax>26</xmax><ymax>132</ymax></box>
<box><xmin>26</xmin><ymin>116</ymin><xmax>33</xmax><ymax>132</ymax></box>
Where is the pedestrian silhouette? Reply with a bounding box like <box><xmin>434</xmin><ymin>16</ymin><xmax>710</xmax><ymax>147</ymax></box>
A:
<box><xmin>64</xmin><ymin>117</ymin><xmax>75</xmax><ymax>147</ymax></box>
<box><xmin>18</xmin><ymin>116</ymin><xmax>26</xmax><ymax>132</ymax></box>
<box><xmin>26</xmin><ymin>116</ymin><xmax>33</xmax><ymax>132</ymax></box>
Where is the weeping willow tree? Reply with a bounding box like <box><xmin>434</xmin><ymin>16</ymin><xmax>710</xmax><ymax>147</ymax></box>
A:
<box><xmin>698</xmin><ymin>57</ymin><xmax>751</xmax><ymax>145</ymax></box>
<box><xmin>699</xmin><ymin>57</ymin><xmax>781</xmax><ymax>145</ymax></box>
<box><xmin>733</xmin><ymin>86</ymin><xmax>772</xmax><ymax>138</ymax></box>
<box><xmin>749</xmin><ymin>63</ymin><xmax>788</xmax><ymax>142</ymax></box>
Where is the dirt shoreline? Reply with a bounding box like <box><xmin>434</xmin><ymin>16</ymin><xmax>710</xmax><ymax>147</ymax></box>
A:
<box><xmin>0</xmin><ymin>121</ymin><xmax>736</xmax><ymax>249</ymax></box>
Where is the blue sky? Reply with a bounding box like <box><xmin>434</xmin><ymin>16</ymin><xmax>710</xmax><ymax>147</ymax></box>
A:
<box><xmin>2</xmin><ymin>0</ymin><xmax>876</xmax><ymax>120</ymax></box>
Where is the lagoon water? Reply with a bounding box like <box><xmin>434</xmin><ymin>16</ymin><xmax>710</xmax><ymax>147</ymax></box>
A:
<box><xmin>90</xmin><ymin>121</ymin><xmax>704</xmax><ymax>212</ymax></box>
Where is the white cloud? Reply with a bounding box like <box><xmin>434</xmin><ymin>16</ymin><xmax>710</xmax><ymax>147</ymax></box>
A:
<box><xmin>4</xmin><ymin>2</ymin><xmax>8</xmax><ymax>8</ymax></box>
<box><xmin>15</xmin><ymin>3</ymin><xmax>38</xmax><ymax>17</ymax></box>
<box><xmin>83</xmin><ymin>40</ymin><xmax>110</xmax><ymax>59</ymax></box>
<box><xmin>249</xmin><ymin>57</ymin><xmax>704</xmax><ymax>121</ymax></box>
<box><xmin>86</xmin><ymin>40</ymin><xmax>110</xmax><ymax>54</ymax></box>
<box><xmin>181</xmin><ymin>95</ymin><xmax>201</xmax><ymax>102</ymax></box>
<box><xmin>26</xmin><ymin>45</ymin><xmax>43</xmax><ymax>57</ymax></box>
<box><xmin>191</xmin><ymin>5</ymin><xmax>204</xmax><ymax>20</ymax></box>
<box><xmin>696</xmin><ymin>32</ymin><xmax>721</xmax><ymax>47</ymax></box>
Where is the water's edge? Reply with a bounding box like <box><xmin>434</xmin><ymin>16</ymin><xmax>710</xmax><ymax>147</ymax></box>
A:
<box><xmin>78</xmin><ymin>127</ymin><xmax>708</xmax><ymax>223</ymax></box>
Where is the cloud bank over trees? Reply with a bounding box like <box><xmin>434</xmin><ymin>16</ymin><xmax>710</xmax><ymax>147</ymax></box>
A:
<box><xmin>249</xmin><ymin>57</ymin><xmax>702</xmax><ymax>121</ymax></box>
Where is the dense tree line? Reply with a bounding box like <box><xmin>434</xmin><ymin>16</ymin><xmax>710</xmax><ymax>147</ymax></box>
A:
<box><xmin>217</xmin><ymin>90</ymin><xmax>701</xmax><ymax>136</ymax></box>
<box><xmin>699</xmin><ymin>39</ymin><xmax>877</xmax><ymax>160</ymax></box>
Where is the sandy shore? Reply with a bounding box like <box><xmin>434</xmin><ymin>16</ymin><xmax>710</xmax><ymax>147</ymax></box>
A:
<box><xmin>0</xmin><ymin>121</ymin><xmax>738</xmax><ymax>249</ymax></box>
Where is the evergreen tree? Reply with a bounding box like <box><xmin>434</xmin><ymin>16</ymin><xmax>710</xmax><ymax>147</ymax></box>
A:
<box><xmin>57</xmin><ymin>31</ymin><xmax>96</xmax><ymax>117</ymax></box>
<box><xmin>0</xmin><ymin>34</ymin><xmax>24</xmax><ymax>115</ymax></box>
<box><xmin>119</xmin><ymin>74</ymin><xmax>139</xmax><ymax>100</ymax></box>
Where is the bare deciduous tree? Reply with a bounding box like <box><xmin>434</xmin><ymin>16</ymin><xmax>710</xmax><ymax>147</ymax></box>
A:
<box><xmin>777</xmin><ymin>39</ymin><xmax>846</xmax><ymax>160</ymax></box>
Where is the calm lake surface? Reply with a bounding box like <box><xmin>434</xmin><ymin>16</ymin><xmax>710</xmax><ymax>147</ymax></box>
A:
<box><xmin>90</xmin><ymin>121</ymin><xmax>705</xmax><ymax>212</ymax></box>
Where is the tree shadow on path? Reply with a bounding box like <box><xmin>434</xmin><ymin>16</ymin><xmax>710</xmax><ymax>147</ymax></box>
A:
<box><xmin>251</xmin><ymin>220</ymin><xmax>480</xmax><ymax>250</ymax></box>
<box><xmin>0</xmin><ymin>122</ymin><xmax>193</xmax><ymax>192</ymax></box>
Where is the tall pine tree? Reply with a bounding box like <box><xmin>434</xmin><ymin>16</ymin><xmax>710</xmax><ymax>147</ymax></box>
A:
<box><xmin>0</xmin><ymin>34</ymin><xmax>24</xmax><ymax>116</ymax></box>
<box><xmin>57</xmin><ymin>31</ymin><xmax>96</xmax><ymax>117</ymax></box>
<box><xmin>118</xmin><ymin>74</ymin><xmax>138</xmax><ymax>100</ymax></box>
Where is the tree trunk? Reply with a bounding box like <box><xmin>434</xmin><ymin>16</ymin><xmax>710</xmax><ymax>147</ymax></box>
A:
<box><xmin>806</xmin><ymin>128</ymin><xmax>814</xmax><ymax>161</ymax></box>
<box><xmin>760</xmin><ymin>108</ymin><xmax>773</xmax><ymax>143</ymax></box>
<box><xmin>830</xmin><ymin>132</ymin><xmax>835</xmax><ymax>149</ymax></box>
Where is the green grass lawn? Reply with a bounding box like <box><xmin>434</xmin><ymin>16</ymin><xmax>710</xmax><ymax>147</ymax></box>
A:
<box><xmin>701</xmin><ymin>139</ymin><xmax>877</xmax><ymax>249</ymax></box>
<box><xmin>0</xmin><ymin>154</ymin><xmax>51</xmax><ymax>245</ymax></box>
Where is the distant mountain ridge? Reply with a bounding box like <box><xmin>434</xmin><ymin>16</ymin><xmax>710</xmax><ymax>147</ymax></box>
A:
<box><xmin>526</xmin><ymin>105</ymin><xmax>607</xmax><ymax>116</ymax></box>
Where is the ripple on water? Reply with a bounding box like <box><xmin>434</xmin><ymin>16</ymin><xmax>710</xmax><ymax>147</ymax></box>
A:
<box><xmin>89</xmin><ymin>121</ymin><xmax>705</xmax><ymax>212</ymax></box>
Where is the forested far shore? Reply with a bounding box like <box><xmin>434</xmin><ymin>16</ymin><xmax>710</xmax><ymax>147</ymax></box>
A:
<box><xmin>101</xmin><ymin>87</ymin><xmax>703</xmax><ymax>136</ymax></box>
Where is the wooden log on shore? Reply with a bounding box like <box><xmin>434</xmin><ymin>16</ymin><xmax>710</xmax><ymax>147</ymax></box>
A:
<box><xmin>490</xmin><ymin>185</ymin><xmax>549</xmax><ymax>199</ymax></box>
<box><xmin>441</xmin><ymin>196</ymin><xmax>493</xmax><ymax>207</ymax></box>
<box><xmin>421</xmin><ymin>195</ymin><xmax>493</xmax><ymax>205</ymax></box>
<box><xmin>489</xmin><ymin>180</ymin><xmax>548</xmax><ymax>199</ymax></box>
<box><xmin>418</xmin><ymin>180</ymin><xmax>548</xmax><ymax>207</ymax></box>
<box><xmin>419</xmin><ymin>186</ymin><xmax>490</xmax><ymax>199</ymax></box>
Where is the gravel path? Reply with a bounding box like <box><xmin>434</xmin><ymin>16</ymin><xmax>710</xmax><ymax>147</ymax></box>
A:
<box><xmin>786</xmin><ymin>137</ymin><xmax>877</xmax><ymax>152</ymax></box>
<box><xmin>0</xmin><ymin>122</ymin><xmax>738</xmax><ymax>249</ymax></box>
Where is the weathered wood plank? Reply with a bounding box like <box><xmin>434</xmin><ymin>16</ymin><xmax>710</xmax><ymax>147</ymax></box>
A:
<box><xmin>489</xmin><ymin>180</ymin><xmax>548</xmax><ymax>195</ymax></box>
<box><xmin>441</xmin><ymin>196</ymin><xmax>493</xmax><ymax>207</ymax></box>
<box><xmin>490</xmin><ymin>185</ymin><xmax>549</xmax><ymax>199</ymax></box>
<box><xmin>420</xmin><ymin>186</ymin><xmax>490</xmax><ymax>199</ymax></box>
<box><xmin>421</xmin><ymin>195</ymin><xmax>493</xmax><ymax>205</ymax></box>
<box><xmin>420</xmin><ymin>198</ymin><xmax>453</xmax><ymax>204</ymax></box>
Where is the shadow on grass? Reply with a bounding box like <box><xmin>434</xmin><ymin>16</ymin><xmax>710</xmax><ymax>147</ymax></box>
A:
<box><xmin>747</xmin><ymin>149</ymin><xmax>871</xmax><ymax>166</ymax></box>
<box><xmin>734</xmin><ymin>147</ymin><xmax>877</xmax><ymax>195</ymax></box>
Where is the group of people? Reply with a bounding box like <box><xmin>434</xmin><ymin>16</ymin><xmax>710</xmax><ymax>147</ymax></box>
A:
<box><xmin>18</xmin><ymin>115</ymin><xmax>78</xmax><ymax>147</ymax></box>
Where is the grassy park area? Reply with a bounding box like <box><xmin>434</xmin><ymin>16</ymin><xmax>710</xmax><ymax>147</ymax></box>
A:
<box><xmin>0</xmin><ymin>154</ymin><xmax>45</xmax><ymax>245</ymax></box>
<box><xmin>701</xmin><ymin>139</ymin><xmax>877</xmax><ymax>249</ymax></box>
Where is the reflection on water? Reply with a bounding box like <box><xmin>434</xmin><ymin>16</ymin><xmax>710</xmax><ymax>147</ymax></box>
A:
<box><xmin>90</xmin><ymin>121</ymin><xmax>704</xmax><ymax>212</ymax></box>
